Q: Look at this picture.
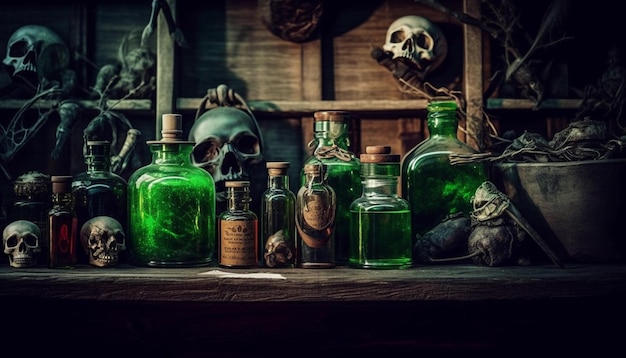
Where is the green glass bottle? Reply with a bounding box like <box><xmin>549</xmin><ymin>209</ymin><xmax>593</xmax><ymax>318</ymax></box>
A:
<box><xmin>128</xmin><ymin>114</ymin><xmax>216</xmax><ymax>267</ymax></box>
<box><xmin>301</xmin><ymin>111</ymin><xmax>361</xmax><ymax>265</ymax></box>
<box><xmin>261</xmin><ymin>162</ymin><xmax>296</xmax><ymax>268</ymax></box>
<box><xmin>349</xmin><ymin>146</ymin><xmax>412</xmax><ymax>269</ymax></box>
<box><xmin>401</xmin><ymin>100</ymin><xmax>488</xmax><ymax>253</ymax></box>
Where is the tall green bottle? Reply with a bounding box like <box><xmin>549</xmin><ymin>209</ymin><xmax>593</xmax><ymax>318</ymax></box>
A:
<box><xmin>128</xmin><ymin>114</ymin><xmax>216</xmax><ymax>267</ymax></box>
<box><xmin>301</xmin><ymin>111</ymin><xmax>361</xmax><ymax>265</ymax></box>
<box><xmin>401</xmin><ymin>100</ymin><xmax>488</xmax><ymax>254</ymax></box>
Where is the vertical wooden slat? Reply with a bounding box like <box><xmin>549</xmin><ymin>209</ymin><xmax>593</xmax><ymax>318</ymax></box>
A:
<box><xmin>156</xmin><ymin>0</ymin><xmax>176</xmax><ymax>135</ymax></box>
<box><xmin>463</xmin><ymin>0</ymin><xmax>484</xmax><ymax>151</ymax></box>
<box><xmin>300</xmin><ymin>40</ymin><xmax>323</xmax><ymax>159</ymax></box>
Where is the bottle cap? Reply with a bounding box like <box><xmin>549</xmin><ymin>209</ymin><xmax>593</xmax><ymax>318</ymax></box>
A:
<box><xmin>50</xmin><ymin>175</ymin><xmax>73</xmax><ymax>194</ymax></box>
<box><xmin>267</xmin><ymin>161</ymin><xmax>289</xmax><ymax>175</ymax></box>
<box><xmin>147</xmin><ymin>114</ymin><xmax>195</xmax><ymax>145</ymax></box>
<box><xmin>225</xmin><ymin>180</ymin><xmax>250</xmax><ymax>188</ymax></box>
<box><xmin>313</xmin><ymin>110</ymin><xmax>350</xmax><ymax>122</ymax></box>
<box><xmin>13</xmin><ymin>171</ymin><xmax>50</xmax><ymax>200</ymax></box>
<box><xmin>360</xmin><ymin>145</ymin><xmax>400</xmax><ymax>163</ymax></box>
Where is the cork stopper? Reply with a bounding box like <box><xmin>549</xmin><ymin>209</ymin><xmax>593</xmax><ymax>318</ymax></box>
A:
<box><xmin>147</xmin><ymin>114</ymin><xmax>195</xmax><ymax>144</ymax></box>
<box><xmin>313</xmin><ymin>110</ymin><xmax>350</xmax><ymax>122</ymax></box>
<box><xmin>303</xmin><ymin>163</ymin><xmax>324</xmax><ymax>175</ymax></box>
<box><xmin>225</xmin><ymin>180</ymin><xmax>250</xmax><ymax>188</ymax></box>
<box><xmin>266</xmin><ymin>161</ymin><xmax>290</xmax><ymax>176</ymax></box>
<box><xmin>50</xmin><ymin>175</ymin><xmax>73</xmax><ymax>194</ymax></box>
<box><xmin>360</xmin><ymin>145</ymin><xmax>400</xmax><ymax>163</ymax></box>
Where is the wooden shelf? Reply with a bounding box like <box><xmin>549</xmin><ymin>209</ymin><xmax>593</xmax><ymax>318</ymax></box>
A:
<box><xmin>486</xmin><ymin>98</ymin><xmax>583</xmax><ymax>110</ymax></box>
<box><xmin>0</xmin><ymin>99</ymin><xmax>152</xmax><ymax>111</ymax></box>
<box><xmin>1</xmin><ymin>263</ymin><xmax>624</xmax><ymax>303</ymax></box>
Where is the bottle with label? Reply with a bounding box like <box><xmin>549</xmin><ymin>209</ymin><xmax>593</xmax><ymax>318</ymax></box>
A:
<box><xmin>401</xmin><ymin>99</ymin><xmax>488</xmax><ymax>253</ymax></box>
<box><xmin>128</xmin><ymin>114</ymin><xmax>216</xmax><ymax>267</ymax></box>
<box><xmin>349</xmin><ymin>146</ymin><xmax>412</xmax><ymax>269</ymax></box>
<box><xmin>11</xmin><ymin>171</ymin><xmax>51</xmax><ymax>265</ymax></box>
<box><xmin>219</xmin><ymin>180</ymin><xmax>258</xmax><ymax>268</ymax></box>
<box><xmin>296</xmin><ymin>163</ymin><xmax>336</xmax><ymax>268</ymax></box>
<box><xmin>72</xmin><ymin>140</ymin><xmax>127</xmax><ymax>264</ymax></box>
<box><xmin>301</xmin><ymin>110</ymin><xmax>361</xmax><ymax>265</ymax></box>
<box><xmin>261</xmin><ymin>162</ymin><xmax>296</xmax><ymax>268</ymax></box>
<box><xmin>48</xmin><ymin>175</ymin><xmax>77</xmax><ymax>268</ymax></box>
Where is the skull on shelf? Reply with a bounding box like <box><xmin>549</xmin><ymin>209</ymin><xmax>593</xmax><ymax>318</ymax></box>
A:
<box><xmin>3</xmin><ymin>220</ymin><xmax>41</xmax><ymax>268</ymax></box>
<box><xmin>382</xmin><ymin>15</ymin><xmax>448</xmax><ymax>80</ymax></box>
<box><xmin>2</xmin><ymin>24</ymin><xmax>70</xmax><ymax>91</ymax></box>
<box><xmin>80</xmin><ymin>216</ymin><xmax>126</xmax><ymax>268</ymax></box>
<box><xmin>188</xmin><ymin>106</ymin><xmax>265</xmax><ymax>203</ymax></box>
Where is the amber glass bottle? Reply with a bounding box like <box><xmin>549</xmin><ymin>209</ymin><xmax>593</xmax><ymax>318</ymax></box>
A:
<box><xmin>401</xmin><ymin>100</ymin><xmax>488</xmax><ymax>252</ymax></box>
<box><xmin>128</xmin><ymin>114</ymin><xmax>216</xmax><ymax>267</ymax></box>
<box><xmin>301</xmin><ymin>111</ymin><xmax>360</xmax><ymax>265</ymax></box>
<box><xmin>48</xmin><ymin>175</ymin><xmax>77</xmax><ymax>268</ymax></box>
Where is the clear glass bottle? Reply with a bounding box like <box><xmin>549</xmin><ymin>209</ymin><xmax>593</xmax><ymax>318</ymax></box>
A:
<box><xmin>296</xmin><ymin>163</ymin><xmax>336</xmax><ymax>268</ymax></box>
<box><xmin>301</xmin><ymin>110</ymin><xmax>361</xmax><ymax>265</ymax></box>
<box><xmin>349</xmin><ymin>146</ymin><xmax>412</xmax><ymax>269</ymax></box>
<box><xmin>72</xmin><ymin>140</ymin><xmax>127</xmax><ymax>265</ymax></box>
<box><xmin>401</xmin><ymin>99</ymin><xmax>488</xmax><ymax>251</ymax></box>
<box><xmin>48</xmin><ymin>175</ymin><xmax>77</xmax><ymax>268</ymax></box>
<box><xmin>219</xmin><ymin>180</ymin><xmax>258</xmax><ymax>268</ymax></box>
<box><xmin>261</xmin><ymin>162</ymin><xmax>296</xmax><ymax>268</ymax></box>
<box><xmin>128</xmin><ymin>114</ymin><xmax>216</xmax><ymax>267</ymax></box>
<box><xmin>11</xmin><ymin>171</ymin><xmax>51</xmax><ymax>265</ymax></box>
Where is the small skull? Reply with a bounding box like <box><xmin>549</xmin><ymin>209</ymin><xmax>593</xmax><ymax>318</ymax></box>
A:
<box><xmin>80</xmin><ymin>216</ymin><xmax>126</xmax><ymax>268</ymax></box>
<box><xmin>3</xmin><ymin>220</ymin><xmax>41</xmax><ymax>268</ymax></box>
<box><xmin>382</xmin><ymin>15</ymin><xmax>448</xmax><ymax>79</ymax></box>
<box><xmin>189</xmin><ymin>106</ymin><xmax>265</xmax><ymax>202</ymax></box>
<box><xmin>264</xmin><ymin>230</ymin><xmax>294</xmax><ymax>267</ymax></box>
<box><xmin>2</xmin><ymin>24</ymin><xmax>70</xmax><ymax>90</ymax></box>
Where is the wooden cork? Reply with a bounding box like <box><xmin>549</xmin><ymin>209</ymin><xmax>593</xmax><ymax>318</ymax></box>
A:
<box><xmin>360</xmin><ymin>145</ymin><xmax>399</xmax><ymax>163</ymax></box>
<box><xmin>147</xmin><ymin>114</ymin><xmax>195</xmax><ymax>144</ymax></box>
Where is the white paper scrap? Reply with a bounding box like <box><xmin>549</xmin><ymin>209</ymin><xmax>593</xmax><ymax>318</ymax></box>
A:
<box><xmin>199</xmin><ymin>270</ymin><xmax>286</xmax><ymax>280</ymax></box>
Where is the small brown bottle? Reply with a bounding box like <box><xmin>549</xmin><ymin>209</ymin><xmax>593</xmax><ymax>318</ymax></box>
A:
<box><xmin>48</xmin><ymin>175</ymin><xmax>77</xmax><ymax>268</ymax></box>
<box><xmin>219</xmin><ymin>181</ymin><xmax>258</xmax><ymax>268</ymax></box>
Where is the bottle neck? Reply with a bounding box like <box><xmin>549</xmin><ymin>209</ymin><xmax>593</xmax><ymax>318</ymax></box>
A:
<box><xmin>227</xmin><ymin>188</ymin><xmax>251</xmax><ymax>211</ymax></box>
<box><xmin>51</xmin><ymin>192</ymin><xmax>73</xmax><ymax>209</ymax></box>
<box><xmin>427</xmin><ymin>102</ymin><xmax>459</xmax><ymax>138</ymax></box>
<box><xmin>313</xmin><ymin>120</ymin><xmax>350</xmax><ymax>150</ymax></box>
<box><xmin>362</xmin><ymin>177</ymin><xmax>399</xmax><ymax>197</ymax></box>
<box><xmin>151</xmin><ymin>143</ymin><xmax>194</xmax><ymax>165</ymax></box>
<box><xmin>86</xmin><ymin>155</ymin><xmax>111</xmax><ymax>172</ymax></box>
<box><xmin>268</xmin><ymin>174</ymin><xmax>289</xmax><ymax>189</ymax></box>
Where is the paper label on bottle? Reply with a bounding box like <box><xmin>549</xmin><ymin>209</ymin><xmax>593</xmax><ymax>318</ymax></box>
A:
<box><xmin>220</xmin><ymin>220</ymin><xmax>257</xmax><ymax>266</ymax></box>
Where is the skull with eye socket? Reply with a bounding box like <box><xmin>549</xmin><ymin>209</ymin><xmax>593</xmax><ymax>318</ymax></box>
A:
<box><xmin>3</xmin><ymin>220</ymin><xmax>41</xmax><ymax>268</ymax></box>
<box><xmin>189</xmin><ymin>106</ymin><xmax>266</xmax><ymax>207</ymax></box>
<box><xmin>80</xmin><ymin>216</ymin><xmax>126</xmax><ymax>268</ymax></box>
<box><xmin>382</xmin><ymin>15</ymin><xmax>448</xmax><ymax>80</ymax></box>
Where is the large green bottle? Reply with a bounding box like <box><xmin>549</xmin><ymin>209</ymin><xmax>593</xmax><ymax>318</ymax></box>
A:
<box><xmin>128</xmin><ymin>114</ymin><xmax>216</xmax><ymax>267</ymax></box>
<box><xmin>401</xmin><ymin>100</ymin><xmax>488</xmax><ymax>253</ymax></box>
<box><xmin>301</xmin><ymin>111</ymin><xmax>361</xmax><ymax>265</ymax></box>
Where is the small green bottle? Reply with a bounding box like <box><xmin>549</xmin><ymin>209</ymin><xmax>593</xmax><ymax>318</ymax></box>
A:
<box><xmin>261</xmin><ymin>162</ymin><xmax>296</xmax><ymax>268</ymax></box>
<box><xmin>349</xmin><ymin>146</ymin><xmax>412</xmax><ymax>269</ymax></box>
<box><xmin>401</xmin><ymin>99</ymin><xmax>488</xmax><ymax>252</ymax></box>
<box><xmin>301</xmin><ymin>111</ymin><xmax>361</xmax><ymax>265</ymax></box>
<box><xmin>127</xmin><ymin>114</ymin><xmax>216</xmax><ymax>267</ymax></box>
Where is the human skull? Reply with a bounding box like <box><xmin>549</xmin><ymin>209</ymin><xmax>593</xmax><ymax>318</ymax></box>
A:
<box><xmin>189</xmin><ymin>106</ymin><xmax>265</xmax><ymax>202</ymax></box>
<box><xmin>3</xmin><ymin>220</ymin><xmax>41</xmax><ymax>268</ymax></box>
<box><xmin>382</xmin><ymin>15</ymin><xmax>448</xmax><ymax>79</ymax></box>
<box><xmin>80</xmin><ymin>216</ymin><xmax>126</xmax><ymax>268</ymax></box>
<box><xmin>2</xmin><ymin>24</ymin><xmax>69</xmax><ymax>88</ymax></box>
<box><xmin>263</xmin><ymin>229</ymin><xmax>294</xmax><ymax>267</ymax></box>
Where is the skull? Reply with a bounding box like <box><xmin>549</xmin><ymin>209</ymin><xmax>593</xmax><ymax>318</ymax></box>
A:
<box><xmin>80</xmin><ymin>216</ymin><xmax>126</xmax><ymax>268</ymax></box>
<box><xmin>2</xmin><ymin>24</ymin><xmax>70</xmax><ymax>88</ymax></box>
<box><xmin>263</xmin><ymin>229</ymin><xmax>294</xmax><ymax>267</ymax></box>
<box><xmin>189</xmin><ymin>106</ymin><xmax>265</xmax><ymax>202</ymax></box>
<box><xmin>3</xmin><ymin>220</ymin><xmax>41</xmax><ymax>268</ymax></box>
<box><xmin>382</xmin><ymin>15</ymin><xmax>448</xmax><ymax>79</ymax></box>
